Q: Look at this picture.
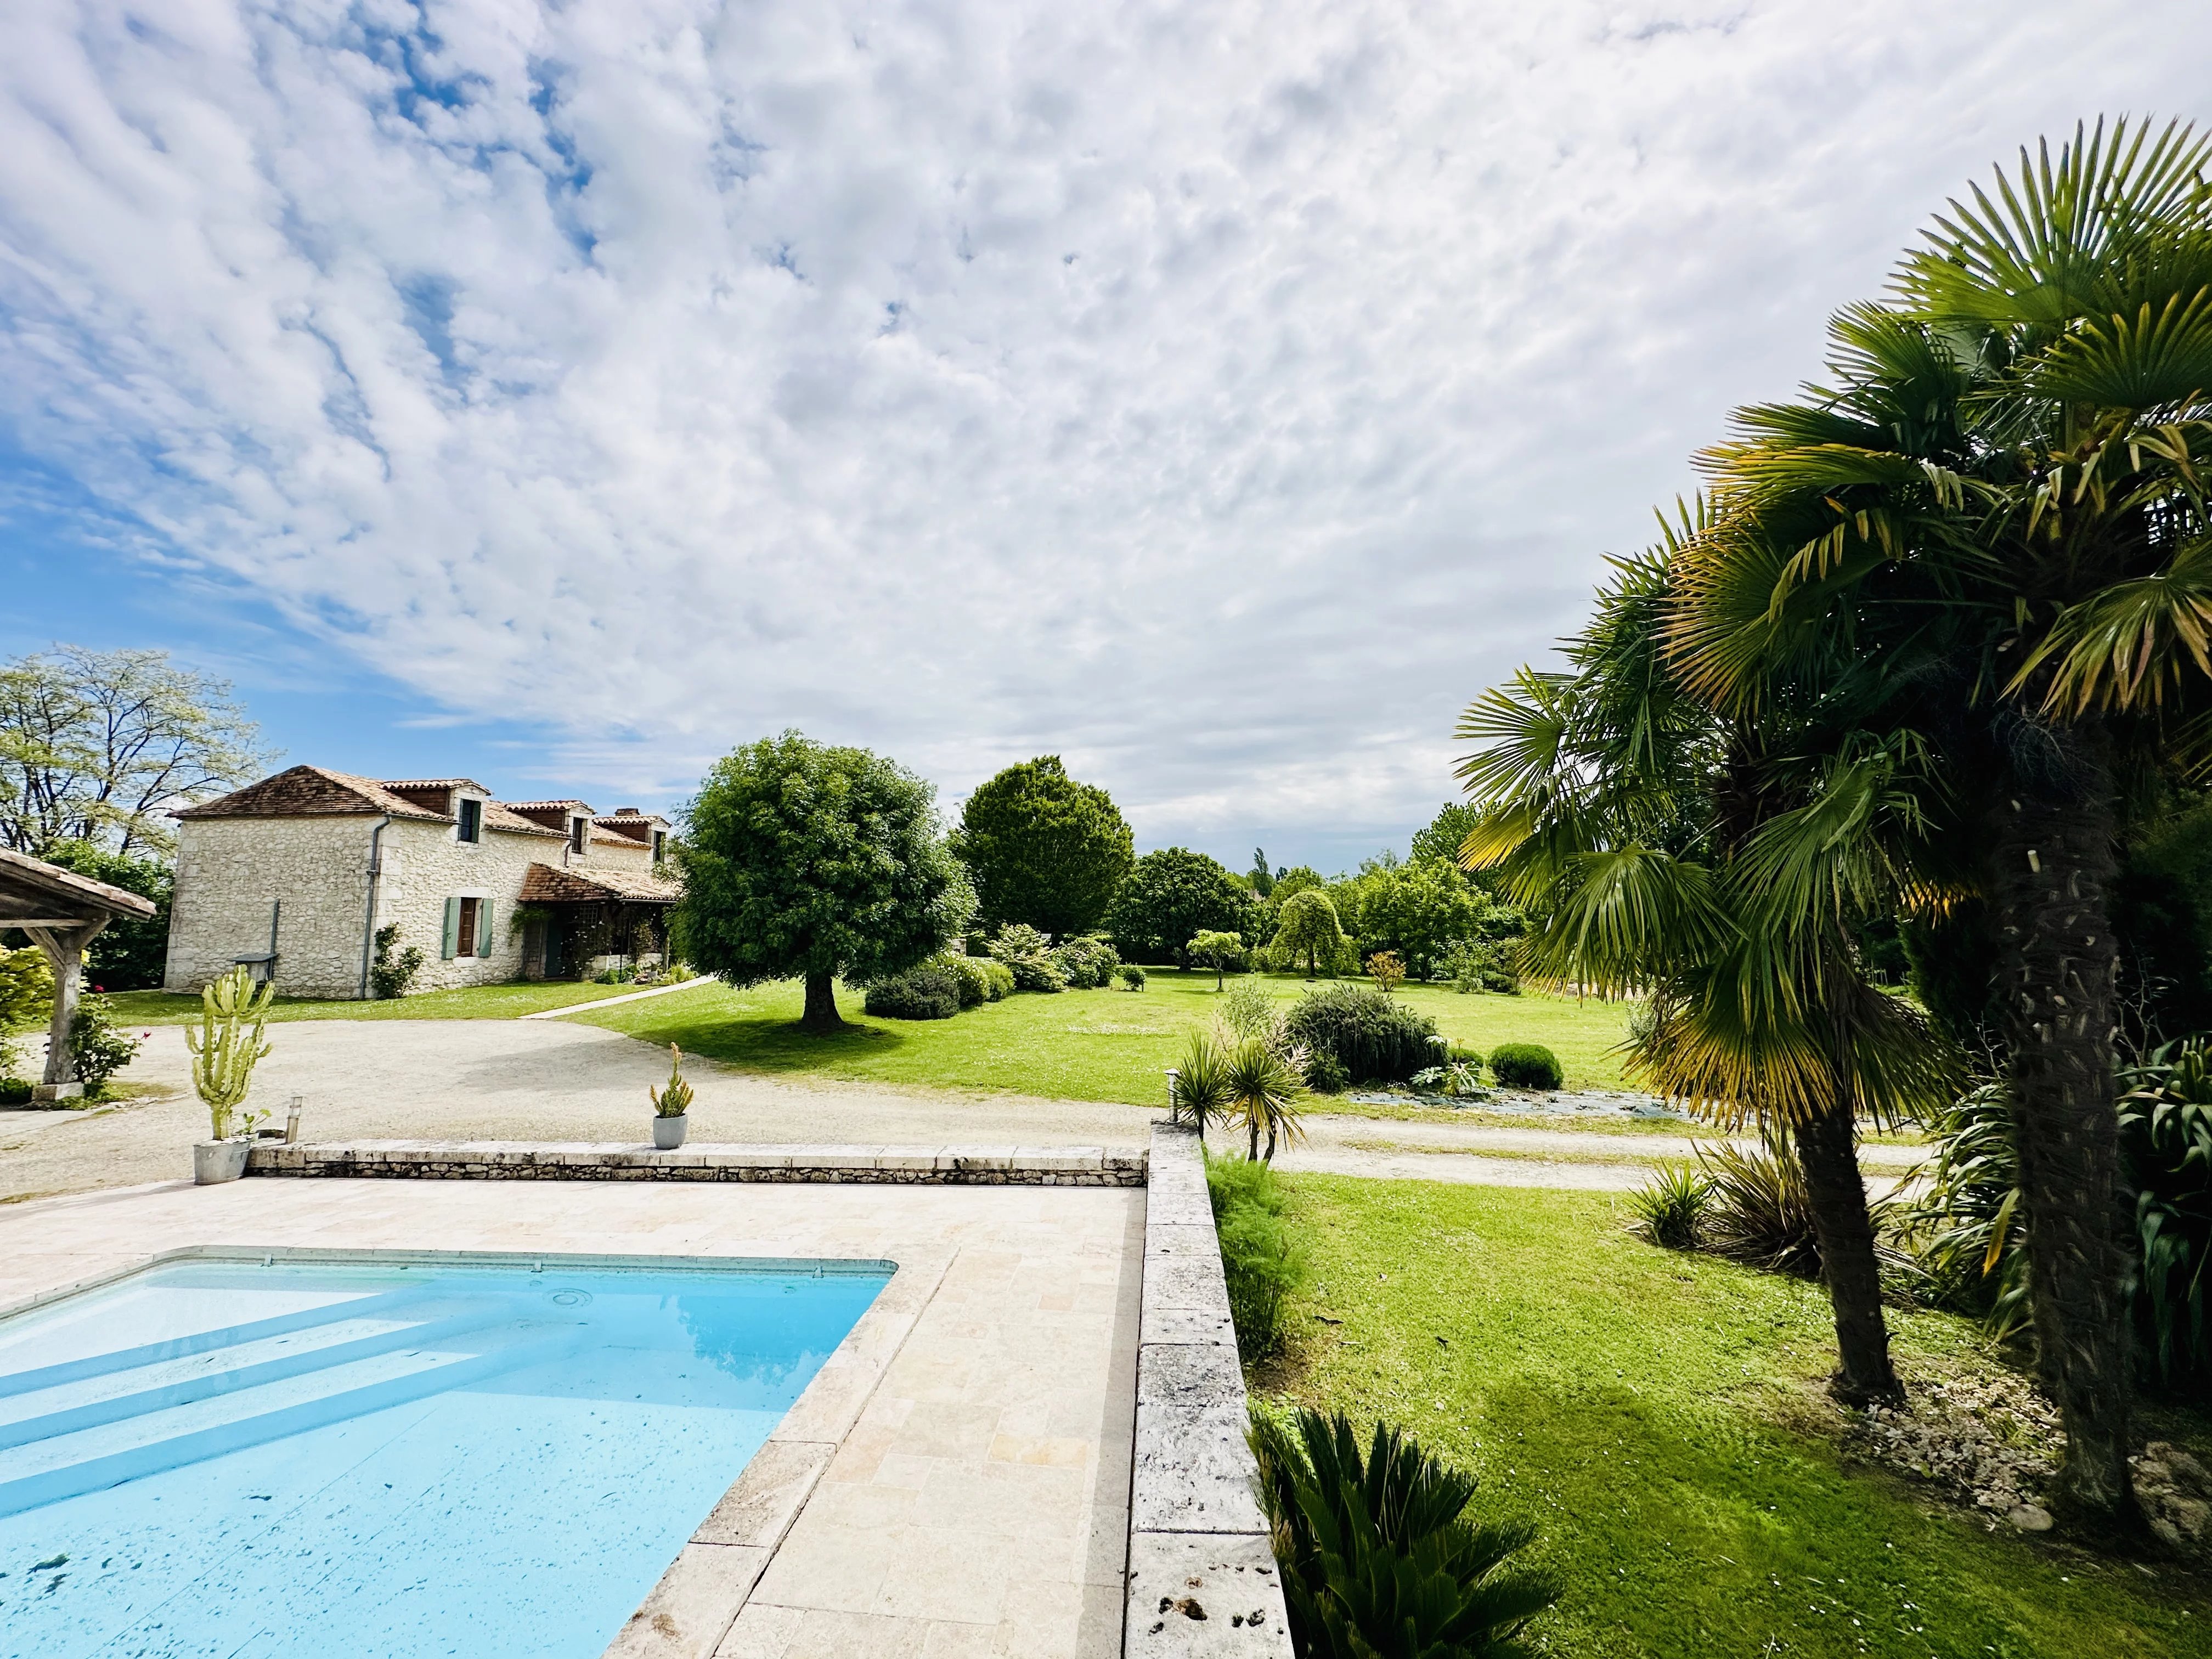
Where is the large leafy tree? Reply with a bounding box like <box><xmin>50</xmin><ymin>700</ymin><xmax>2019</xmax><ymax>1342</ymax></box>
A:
<box><xmin>1669</xmin><ymin>118</ymin><xmax>2212</xmax><ymax>1521</ymax></box>
<box><xmin>1462</xmin><ymin>542</ymin><xmax>1959</xmax><ymax>1406</ymax></box>
<box><xmin>35</xmin><ymin>840</ymin><xmax>173</xmax><ymax>990</ymax></box>
<box><xmin>676</xmin><ymin>732</ymin><xmax>974</xmax><ymax>1031</ymax></box>
<box><xmin>1105</xmin><ymin>848</ymin><xmax>1254</xmax><ymax>964</ymax></box>
<box><xmin>951</xmin><ymin>755</ymin><xmax>1133</xmax><ymax>935</ymax></box>
<box><xmin>0</xmin><ymin>646</ymin><xmax>268</xmax><ymax>856</ymax></box>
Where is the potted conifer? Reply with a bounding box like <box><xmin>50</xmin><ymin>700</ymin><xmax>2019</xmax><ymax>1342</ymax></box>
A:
<box><xmin>650</xmin><ymin>1043</ymin><xmax>692</xmax><ymax>1149</ymax></box>
<box><xmin>188</xmin><ymin>966</ymin><xmax>274</xmax><ymax>1183</ymax></box>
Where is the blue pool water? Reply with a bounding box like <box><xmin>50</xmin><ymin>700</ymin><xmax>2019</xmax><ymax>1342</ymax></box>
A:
<box><xmin>0</xmin><ymin>1252</ymin><xmax>888</xmax><ymax>1658</ymax></box>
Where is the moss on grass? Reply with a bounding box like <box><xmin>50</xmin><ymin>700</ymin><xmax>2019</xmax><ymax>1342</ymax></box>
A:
<box><xmin>1266</xmin><ymin>1175</ymin><xmax>2211</xmax><ymax>1658</ymax></box>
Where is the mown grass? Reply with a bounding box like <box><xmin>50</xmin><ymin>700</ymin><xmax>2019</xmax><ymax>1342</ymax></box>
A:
<box><xmin>571</xmin><ymin>970</ymin><xmax>1639</xmax><ymax>1105</ymax></box>
<box><xmin>100</xmin><ymin>979</ymin><xmax>670</xmax><ymax>1025</ymax></box>
<box><xmin>1265</xmin><ymin>1174</ymin><xmax>2210</xmax><ymax>1658</ymax></box>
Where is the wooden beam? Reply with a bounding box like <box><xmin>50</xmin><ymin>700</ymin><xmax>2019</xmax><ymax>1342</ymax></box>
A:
<box><xmin>25</xmin><ymin>919</ymin><xmax>108</xmax><ymax>1088</ymax></box>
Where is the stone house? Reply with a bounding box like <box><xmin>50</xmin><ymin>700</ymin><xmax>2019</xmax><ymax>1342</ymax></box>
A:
<box><xmin>162</xmin><ymin>766</ymin><xmax>680</xmax><ymax>1000</ymax></box>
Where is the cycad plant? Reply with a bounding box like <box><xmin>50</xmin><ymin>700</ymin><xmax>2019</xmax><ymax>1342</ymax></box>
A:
<box><xmin>1250</xmin><ymin>1405</ymin><xmax>1558</xmax><ymax>1659</ymax></box>
<box><xmin>185</xmin><ymin>966</ymin><xmax>274</xmax><ymax>1140</ymax></box>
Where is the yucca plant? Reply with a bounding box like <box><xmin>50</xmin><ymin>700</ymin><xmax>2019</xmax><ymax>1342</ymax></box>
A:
<box><xmin>1627</xmin><ymin>1162</ymin><xmax>1711</xmax><ymax>1251</ymax></box>
<box><xmin>1696</xmin><ymin>1139</ymin><xmax>1821</xmax><ymax>1279</ymax></box>
<box><xmin>185</xmin><ymin>965</ymin><xmax>274</xmax><ymax>1140</ymax></box>
<box><xmin>1222</xmin><ymin>1032</ymin><xmax>1308</xmax><ymax>1163</ymax></box>
<box><xmin>1250</xmin><ymin>1404</ymin><xmax>1559</xmax><ymax>1659</ymax></box>
<box><xmin>1169</xmin><ymin>1026</ymin><xmax>1233</xmax><ymax>1133</ymax></box>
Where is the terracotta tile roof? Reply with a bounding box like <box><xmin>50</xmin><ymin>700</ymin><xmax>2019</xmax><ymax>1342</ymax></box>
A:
<box><xmin>175</xmin><ymin>766</ymin><xmax>451</xmax><ymax>822</ymax></box>
<box><xmin>517</xmin><ymin>862</ymin><xmax>681</xmax><ymax>905</ymax></box>
<box><xmin>0</xmin><ymin>847</ymin><xmax>159</xmax><ymax>922</ymax></box>
<box><xmin>382</xmin><ymin>778</ymin><xmax>489</xmax><ymax>793</ymax></box>
<box><xmin>591</xmin><ymin>814</ymin><xmax>668</xmax><ymax>844</ymax></box>
<box><xmin>483</xmin><ymin>803</ymin><xmax>566</xmax><ymax>839</ymax></box>
<box><xmin>506</xmin><ymin>799</ymin><xmax>595</xmax><ymax>813</ymax></box>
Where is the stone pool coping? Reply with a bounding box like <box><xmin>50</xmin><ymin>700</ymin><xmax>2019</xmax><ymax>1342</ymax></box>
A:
<box><xmin>1126</xmin><ymin>1124</ymin><xmax>1293</xmax><ymax>1657</ymax></box>
<box><xmin>247</xmin><ymin>1139</ymin><xmax>1147</xmax><ymax>1184</ymax></box>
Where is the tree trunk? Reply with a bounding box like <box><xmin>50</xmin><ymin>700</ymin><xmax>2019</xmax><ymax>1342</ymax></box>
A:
<box><xmin>799</xmin><ymin>973</ymin><xmax>844</xmax><ymax>1032</ymax></box>
<box><xmin>1790</xmin><ymin>1097</ymin><xmax>1901</xmax><ymax>1406</ymax></box>
<box><xmin>1987</xmin><ymin>752</ymin><xmax>2140</xmax><ymax>1526</ymax></box>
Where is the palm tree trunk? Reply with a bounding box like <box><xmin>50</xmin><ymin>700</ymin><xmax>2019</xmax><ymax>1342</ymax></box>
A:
<box><xmin>799</xmin><ymin>972</ymin><xmax>844</xmax><ymax>1033</ymax></box>
<box><xmin>1987</xmin><ymin>744</ymin><xmax>2140</xmax><ymax>1525</ymax></box>
<box><xmin>1790</xmin><ymin>1097</ymin><xmax>1901</xmax><ymax>1406</ymax></box>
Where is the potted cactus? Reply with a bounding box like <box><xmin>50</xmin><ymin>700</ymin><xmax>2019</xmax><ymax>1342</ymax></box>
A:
<box><xmin>187</xmin><ymin>966</ymin><xmax>275</xmax><ymax>1184</ymax></box>
<box><xmin>650</xmin><ymin>1043</ymin><xmax>692</xmax><ymax>1149</ymax></box>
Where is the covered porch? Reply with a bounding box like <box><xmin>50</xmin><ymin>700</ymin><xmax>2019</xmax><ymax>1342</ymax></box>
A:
<box><xmin>0</xmin><ymin>847</ymin><xmax>159</xmax><ymax>1101</ymax></box>
<box><xmin>514</xmin><ymin>862</ymin><xmax>679</xmax><ymax>981</ymax></box>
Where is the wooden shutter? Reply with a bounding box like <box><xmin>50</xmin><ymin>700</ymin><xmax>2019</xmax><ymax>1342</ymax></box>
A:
<box><xmin>477</xmin><ymin>899</ymin><xmax>495</xmax><ymax>958</ymax></box>
<box><xmin>441</xmin><ymin>898</ymin><xmax>461</xmax><ymax>960</ymax></box>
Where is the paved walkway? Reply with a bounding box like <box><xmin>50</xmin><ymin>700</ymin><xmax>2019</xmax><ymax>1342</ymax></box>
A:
<box><xmin>0</xmin><ymin>1020</ymin><xmax>1926</xmax><ymax>1204</ymax></box>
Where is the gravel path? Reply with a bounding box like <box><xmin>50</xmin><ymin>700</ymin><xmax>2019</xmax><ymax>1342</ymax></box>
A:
<box><xmin>0</xmin><ymin>1019</ymin><xmax>1926</xmax><ymax>1203</ymax></box>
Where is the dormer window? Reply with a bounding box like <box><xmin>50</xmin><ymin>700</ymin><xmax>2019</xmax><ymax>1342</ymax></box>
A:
<box><xmin>456</xmin><ymin>798</ymin><xmax>483</xmax><ymax>844</ymax></box>
<box><xmin>569</xmin><ymin>816</ymin><xmax>588</xmax><ymax>854</ymax></box>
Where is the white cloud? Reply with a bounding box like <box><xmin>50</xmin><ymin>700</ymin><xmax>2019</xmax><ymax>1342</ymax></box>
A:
<box><xmin>2</xmin><ymin>0</ymin><xmax>2206</xmax><ymax>854</ymax></box>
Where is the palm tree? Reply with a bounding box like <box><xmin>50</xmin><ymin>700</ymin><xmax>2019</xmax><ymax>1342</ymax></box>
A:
<box><xmin>1669</xmin><ymin>119</ymin><xmax>2212</xmax><ymax>1520</ymax></box>
<box><xmin>1458</xmin><ymin>541</ymin><xmax>1959</xmax><ymax>1405</ymax></box>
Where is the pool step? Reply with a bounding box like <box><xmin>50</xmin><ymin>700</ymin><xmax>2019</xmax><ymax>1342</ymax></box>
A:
<box><xmin>0</xmin><ymin>1319</ymin><xmax>582</xmax><ymax>1518</ymax></box>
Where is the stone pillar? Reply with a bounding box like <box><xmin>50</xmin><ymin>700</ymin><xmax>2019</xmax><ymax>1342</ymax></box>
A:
<box><xmin>26</xmin><ymin>919</ymin><xmax>107</xmax><ymax>1101</ymax></box>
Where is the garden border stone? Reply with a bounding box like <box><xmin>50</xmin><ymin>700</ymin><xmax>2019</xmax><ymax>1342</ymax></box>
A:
<box><xmin>1125</xmin><ymin>1122</ymin><xmax>1293</xmax><ymax>1657</ymax></box>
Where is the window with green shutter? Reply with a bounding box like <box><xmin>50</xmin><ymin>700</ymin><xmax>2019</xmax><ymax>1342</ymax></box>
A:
<box><xmin>441</xmin><ymin>897</ymin><xmax>461</xmax><ymax>960</ymax></box>
<box><xmin>476</xmin><ymin>899</ymin><xmax>494</xmax><ymax>957</ymax></box>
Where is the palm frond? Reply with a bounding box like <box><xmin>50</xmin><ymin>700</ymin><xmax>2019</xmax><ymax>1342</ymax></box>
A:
<box><xmin>2027</xmin><ymin>289</ymin><xmax>2212</xmax><ymax>411</ymax></box>
<box><xmin>2015</xmin><ymin>532</ymin><xmax>2212</xmax><ymax>711</ymax></box>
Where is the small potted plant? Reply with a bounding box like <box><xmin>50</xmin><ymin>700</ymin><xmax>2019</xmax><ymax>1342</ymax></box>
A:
<box><xmin>650</xmin><ymin>1043</ymin><xmax>692</xmax><ymax>1149</ymax></box>
<box><xmin>187</xmin><ymin>965</ymin><xmax>274</xmax><ymax>1184</ymax></box>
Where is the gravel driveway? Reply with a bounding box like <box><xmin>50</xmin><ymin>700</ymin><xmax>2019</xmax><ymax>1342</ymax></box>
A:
<box><xmin>1</xmin><ymin>1018</ymin><xmax>1925</xmax><ymax>1204</ymax></box>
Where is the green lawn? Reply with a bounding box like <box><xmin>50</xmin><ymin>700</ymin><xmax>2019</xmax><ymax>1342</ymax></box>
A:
<box><xmin>100</xmin><ymin>980</ymin><xmax>664</xmax><ymax>1025</ymax></box>
<box><xmin>570</xmin><ymin>970</ymin><xmax>1639</xmax><ymax>1105</ymax></box>
<box><xmin>1266</xmin><ymin>1175</ymin><xmax>2210</xmax><ymax>1658</ymax></box>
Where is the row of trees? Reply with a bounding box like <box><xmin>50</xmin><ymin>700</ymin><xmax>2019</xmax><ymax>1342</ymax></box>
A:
<box><xmin>1455</xmin><ymin>119</ymin><xmax>2212</xmax><ymax>1530</ymax></box>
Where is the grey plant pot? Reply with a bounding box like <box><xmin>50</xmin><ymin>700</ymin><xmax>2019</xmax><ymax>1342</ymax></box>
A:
<box><xmin>193</xmin><ymin>1139</ymin><xmax>251</xmax><ymax>1184</ymax></box>
<box><xmin>652</xmin><ymin>1114</ymin><xmax>689</xmax><ymax>1150</ymax></box>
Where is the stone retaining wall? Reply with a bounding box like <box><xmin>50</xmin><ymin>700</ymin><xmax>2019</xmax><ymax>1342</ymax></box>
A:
<box><xmin>1125</xmin><ymin>1123</ymin><xmax>1294</xmax><ymax>1657</ymax></box>
<box><xmin>247</xmin><ymin>1140</ymin><xmax>1146</xmax><ymax>1186</ymax></box>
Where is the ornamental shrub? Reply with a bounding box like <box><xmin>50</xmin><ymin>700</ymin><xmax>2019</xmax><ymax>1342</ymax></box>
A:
<box><xmin>69</xmin><ymin>992</ymin><xmax>143</xmax><ymax>1092</ymax></box>
<box><xmin>987</xmin><ymin>923</ymin><xmax>1066</xmax><ymax>992</ymax></box>
<box><xmin>1049</xmin><ymin>934</ymin><xmax>1121</xmax><ymax>990</ymax></box>
<box><xmin>1303</xmin><ymin>1051</ymin><xmax>1348</xmax><ymax>1093</ymax></box>
<box><xmin>1283</xmin><ymin>984</ymin><xmax>1438</xmax><ymax>1084</ymax></box>
<box><xmin>1488</xmin><ymin>1042</ymin><xmax>1562</xmax><ymax>1090</ymax></box>
<box><xmin>1118</xmin><ymin>964</ymin><xmax>1146</xmax><ymax>991</ymax></box>
<box><xmin>863</xmin><ymin>964</ymin><xmax>962</xmax><ymax>1020</ymax></box>
<box><xmin>936</xmin><ymin>955</ymin><xmax>991</xmax><ymax>1007</ymax></box>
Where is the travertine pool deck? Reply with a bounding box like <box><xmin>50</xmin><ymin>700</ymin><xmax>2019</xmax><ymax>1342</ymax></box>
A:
<box><xmin>0</xmin><ymin>1176</ymin><xmax>1143</xmax><ymax>1658</ymax></box>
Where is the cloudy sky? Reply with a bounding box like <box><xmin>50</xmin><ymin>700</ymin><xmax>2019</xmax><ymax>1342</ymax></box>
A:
<box><xmin>2</xmin><ymin>1</ymin><xmax>2205</xmax><ymax>871</ymax></box>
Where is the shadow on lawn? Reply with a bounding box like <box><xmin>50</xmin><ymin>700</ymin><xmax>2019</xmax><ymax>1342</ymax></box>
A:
<box><xmin>609</xmin><ymin>1009</ymin><xmax>915</xmax><ymax>1073</ymax></box>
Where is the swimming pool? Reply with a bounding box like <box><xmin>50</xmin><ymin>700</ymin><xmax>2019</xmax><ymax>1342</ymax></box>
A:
<box><xmin>0</xmin><ymin>1250</ymin><xmax>890</xmax><ymax>1658</ymax></box>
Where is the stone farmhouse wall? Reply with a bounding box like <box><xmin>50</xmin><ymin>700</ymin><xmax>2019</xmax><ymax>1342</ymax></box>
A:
<box><xmin>165</xmin><ymin>816</ymin><xmax>382</xmax><ymax>1000</ymax></box>
<box><xmin>373</xmin><ymin>816</ymin><xmax>546</xmax><ymax>995</ymax></box>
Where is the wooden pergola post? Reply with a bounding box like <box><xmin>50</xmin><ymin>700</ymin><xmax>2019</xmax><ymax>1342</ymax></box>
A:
<box><xmin>23</xmin><ymin>920</ymin><xmax>108</xmax><ymax>1097</ymax></box>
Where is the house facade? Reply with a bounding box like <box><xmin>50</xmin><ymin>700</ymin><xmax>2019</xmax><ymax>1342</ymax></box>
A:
<box><xmin>162</xmin><ymin>766</ymin><xmax>679</xmax><ymax>1000</ymax></box>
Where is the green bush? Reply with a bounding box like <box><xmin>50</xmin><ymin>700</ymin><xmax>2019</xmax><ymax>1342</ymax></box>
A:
<box><xmin>1627</xmin><ymin>1163</ymin><xmax>1712</xmax><ymax>1251</ymax></box>
<box><xmin>1283</xmin><ymin>983</ymin><xmax>1440</xmax><ymax>1083</ymax></box>
<box><xmin>1440</xmin><ymin>936</ymin><xmax>1521</xmax><ymax>995</ymax></box>
<box><xmin>69</xmin><ymin>993</ymin><xmax>142</xmax><ymax>1092</ymax></box>
<box><xmin>369</xmin><ymin>924</ymin><xmax>425</xmax><ymax>1000</ymax></box>
<box><xmin>1487</xmin><ymin>1042</ymin><xmax>1562</xmax><ymax>1091</ymax></box>
<box><xmin>1048</xmin><ymin>934</ymin><xmax>1121</xmax><ymax>989</ymax></box>
<box><xmin>987</xmin><ymin>923</ymin><xmax>1066</xmax><ymax>992</ymax></box>
<box><xmin>1206</xmin><ymin>1152</ymin><xmax>1307</xmax><ymax>1357</ymax></box>
<box><xmin>1118</xmin><ymin>964</ymin><xmax>1146</xmax><ymax>991</ymax></box>
<box><xmin>1249</xmin><ymin>1403</ymin><xmax>1560</xmax><ymax>1659</ymax></box>
<box><xmin>863</xmin><ymin>965</ymin><xmax>962</xmax><ymax>1020</ymax></box>
<box><xmin>1304</xmin><ymin>1051</ymin><xmax>1348</xmax><ymax>1093</ymax></box>
<box><xmin>935</xmin><ymin>954</ymin><xmax>992</xmax><ymax>1008</ymax></box>
<box><xmin>2119</xmin><ymin>1041</ymin><xmax>2212</xmax><ymax>1388</ymax></box>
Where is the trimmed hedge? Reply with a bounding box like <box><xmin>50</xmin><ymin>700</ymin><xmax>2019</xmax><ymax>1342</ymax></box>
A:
<box><xmin>1489</xmin><ymin>1042</ymin><xmax>1563</xmax><ymax>1090</ymax></box>
<box><xmin>864</xmin><ymin>964</ymin><xmax>962</xmax><ymax>1020</ymax></box>
<box><xmin>1283</xmin><ymin>983</ymin><xmax>1440</xmax><ymax>1084</ymax></box>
